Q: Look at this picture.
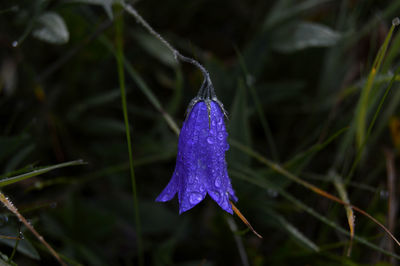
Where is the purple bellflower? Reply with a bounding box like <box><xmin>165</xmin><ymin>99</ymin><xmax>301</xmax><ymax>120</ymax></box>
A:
<box><xmin>156</xmin><ymin>78</ymin><xmax>238</xmax><ymax>214</ymax></box>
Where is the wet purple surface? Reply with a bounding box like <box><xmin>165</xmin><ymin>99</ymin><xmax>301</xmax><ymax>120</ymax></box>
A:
<box><xmin>156</xmin><ymin>101</ymin><xmax>237</xmax><ymax>214</ymax></box>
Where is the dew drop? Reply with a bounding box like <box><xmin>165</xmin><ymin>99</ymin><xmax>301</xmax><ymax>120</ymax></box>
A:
<box><xmin>210</xmin><ymin>191</ymin><xmax>220</xmax><ymax>202</ymax></box>
<box><xmin>220</xmin><ymin>199</ymin><xmax>229</xmax><ymax>211</ymax></box>
<box><xmin>217</xmin><ymin>132</ymin><xmax>225</xmax><ymax>141</ymax></box>
<box><xmin>188</xmin><ymin>174</ymin><xmax>196</xmax><ymax>184</ymax></box>
<box><xmin>207</xmin><ymin>136</ymin><xmax>214</xmax><ymax>144</ymax></box>
<box><xmin>393</xmin><ymin>17</ymin><xmax>400</xmax><ymax>26</ymax></box>
<box><xmin>160</xmin><ymin>194</ymin><xmax>170</xmax><ymax>201</ymax></box>
<box><xmin>225</xmin><ymin>143</ymin><xmax>230</xmax><ymax>151</ymax></box>
<box><xmin>189</xmin><ymin>193</ymin><xmax>203</xmax><ymax>205</ymax></box>
<box><xmin>214</xmin><ymin>177</ymin><xmax>221</xmax><ymax>188</ymax></box>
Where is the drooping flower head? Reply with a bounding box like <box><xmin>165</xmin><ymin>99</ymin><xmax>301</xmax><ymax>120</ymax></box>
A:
<box><xmin>156</xmin><ymin>78</ymin><xmax>238</xmax><ymax>214</ymax></box>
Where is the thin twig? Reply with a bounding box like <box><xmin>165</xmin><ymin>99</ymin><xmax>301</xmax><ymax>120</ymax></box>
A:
<box><xmin>231</xmin><ymin>139</ymin><xmax>400</xmax><ymax>248</ymax></box>
<box><xmin>0</xmin><ymin>192</ymin><xmax>66</xmax><ymax>266</ymax></box>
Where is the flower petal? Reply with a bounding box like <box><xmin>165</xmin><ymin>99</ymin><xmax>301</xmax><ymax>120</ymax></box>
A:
<box><xmin>203</xmin><ymin>101</ymin><xmax>236</xmax><ymax>213</ymax></box>
<box><xmin>178</xmin><ymin>102</ymin><xmax>208</xmax><ymax>213</ymax></box>
<box><xmin>155</xmin><ymin>172</ymin><xmax>179</xmax><ymax>202</ymax></box>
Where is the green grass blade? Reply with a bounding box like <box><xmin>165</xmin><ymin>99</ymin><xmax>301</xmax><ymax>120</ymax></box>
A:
<box><xmin>332</xmin><ymin>174</ymin><xmax>354</xmax><ymax>256</ymax></box>
<box><xmin>235</xmin><ymin>47</ymin><xmax>279</xmax><ymax>161</ymax></box>
<box><xmin>285</xmin><ymin>127</ymin><xmax>348</xmax><ymax>170</ymax></box>
<box><xmin>231</xmin><ymin>139</ymin><xmax>400</xmax><ymax>253</ymax></box>
<box><xmin>114</xmin><ymin>6</ymin><xmax>143</xmax><ymax>266</ymax></box>
<box><xmin>355</xmin><ymin>19</ymin><xmax>398</xmax><ymax>148</ymax></box>
<box><xmin>0</xmin><ymin>160</ymin><xmax>85</xmax><ymax>187</ymax></box>
<box><xmin>99</xmin><ymin>36</ymin><xmax>180</xmax><ymax>136</ymax></box>
<box><xmin>346</xmin><ymin>65</ymin><xmax>400</xmax><ymax>182</ymax></box>
<box><xmin>230</xmin><ymin>168</ymin><xmax>400</xmax><ymax>259</ymax></box>
<box><xmin>266</xmin><ymin>209</ymin><xmax>320</xmax><ymax>252</ymax></box>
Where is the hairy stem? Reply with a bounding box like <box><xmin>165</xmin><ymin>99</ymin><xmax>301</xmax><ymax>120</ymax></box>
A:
<box><xmin>0</xmin><ymin>192</ymin><xmax>66</xmax><ymax>265</ymax></box>
<box><xmin>120</xmin><ymin>2</ymin><xmax>215</xmax><ymax>97</ymax></box>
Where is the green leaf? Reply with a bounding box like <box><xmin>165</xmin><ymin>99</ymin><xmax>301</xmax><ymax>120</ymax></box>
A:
<box><xmin>32</xmin><ymin>12</ymin><xmax>69</xmax><ymax>44</ymax></box>
<box><xmin>0</xmin><ymin>160</ymin><xmax>86</xmax><ymax>187</ymax></box>
<box><xmin>271</xmin><ymin>22</ymin><xmax>341</xmax><ymax>53</ymax></box>
<box><xmin>0</xmin><ymin>251</ymin><xmax>17</xmax><ymax>266</ymax></box>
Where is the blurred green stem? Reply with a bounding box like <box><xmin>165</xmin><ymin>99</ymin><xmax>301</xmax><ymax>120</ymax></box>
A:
<box><xmin>114</xmin><ymin>6</ymin><xmax>143</xmax><ymax>266</ymax></box>
<box><xmin>231</xmin><ymin>139</ymin><xmax>400</xmax><ymax>248</ymax></box>
<box><xmin>355</xmin><ymin>20</ymin><xmax>397</xmax><ymax>149</ymax></box>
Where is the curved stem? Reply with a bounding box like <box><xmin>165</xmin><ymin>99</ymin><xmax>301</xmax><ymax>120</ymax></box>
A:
<box><xmin>122</xmin><ymin>2</ymin><xmax>213</xmax><ymax>91</ymax></box>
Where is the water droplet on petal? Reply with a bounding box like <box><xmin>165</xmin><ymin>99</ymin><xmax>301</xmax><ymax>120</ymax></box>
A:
<box><xmin>214</xmin><ymin>177</ymin><xmax>221</xmax><ymax>188</ymax></box>
<box><xmin>217</xmin><ymin>132</ymin><xmax>225</xmax><ymax>141</ymax></box>
<box><xmin>189</xmin><ymin>193</ymin><xmax>203</xmax><ymax>205</ymax></box>
<box><xmin>223</xmin><ymin>143</ymin><xmax>229</xmax><ymax>151</ymax></box>
<box><xmin>160</xmin><ymin>194</ymin><xmax>170</xmax><ymax>201</ymax></box>
<box><xmin>207</xmin><ymin>136</ymin><xmax>214</xmax><ymax>144</ymax></box>
<box><xmin>188</xmin><ymin>174</ymin><xmax>196</xmax><ymax>184</ymax></box>
<box><xmin>210</xmin><ymin>191</ymin><xmax>220</xmax><ymax>202</ymax></box>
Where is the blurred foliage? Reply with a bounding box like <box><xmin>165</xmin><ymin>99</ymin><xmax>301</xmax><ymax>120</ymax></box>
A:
<box><xmin>0</xmin><ymin>0</ymin><xmax>400</xmax><ymax>265</ymax></box>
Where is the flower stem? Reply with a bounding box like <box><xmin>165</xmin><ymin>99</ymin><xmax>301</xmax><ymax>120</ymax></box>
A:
<box><xmin>120</xmin><ymin>2</ymin><xmax>215</xmax><ymax>97</ymax></box>
<box><xmin>0</xmin><ymin>192</ymin><xmax>66</xmax><ymax>265</ymax></box>
<box><xmin>114</xmin><ymin>6</ymin><xmax>143</xmax><ymax>266</ymax></box>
